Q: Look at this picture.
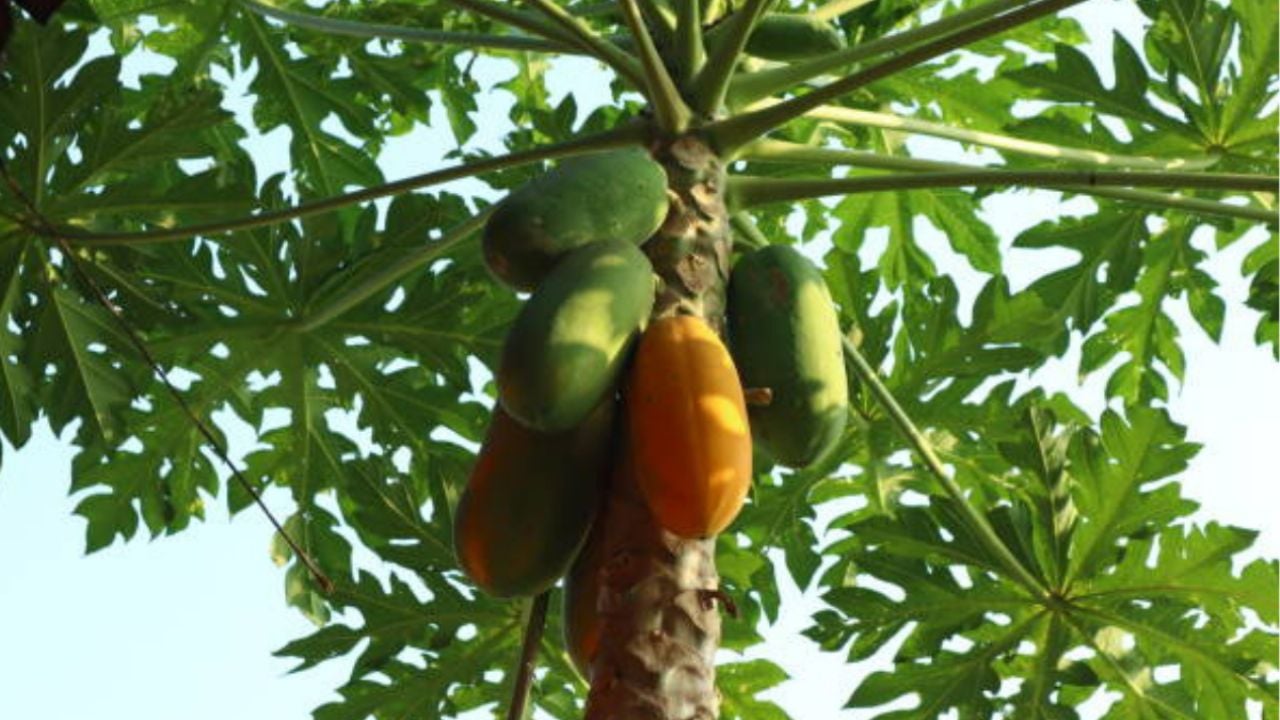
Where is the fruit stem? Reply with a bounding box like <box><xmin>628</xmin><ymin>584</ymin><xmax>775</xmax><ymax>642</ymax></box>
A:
<box><xmin>841</xmin><ymin>335</ymin><xmax>1048</xmax><ymax>596</ymax></box>
<box><xmin>728</xmin><ymin>212</ymin><xmax>769</xmax><ymax>248</ymax></box>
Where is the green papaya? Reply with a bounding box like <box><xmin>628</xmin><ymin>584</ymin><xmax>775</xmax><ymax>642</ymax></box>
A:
<box><xmin>454</xmin><ymin>402</ymin><xmax>612</xmax><ymax>598</ymax></box>
<box><xmin>705</xmin><ymin>14</ymin><xmax>845</xmax><ymax>63</ymax></box>
<box><xmin>498</xmin><ymin>240</ymin><xmax>655</xmax><ymax>433</ymax></box>
<box><xmin>482</xmin><ymin>148</ymin><xmax>669</xmax><ymax>292</ymax></box>
<box><xmin>727</xmin><ymin>245</ymin><xmax>847</xmax><ymax>468</ymax></box>
<box><xmin>749</xmin><ymin>15</ymin><xmax>845</xmax><ymax>61</ymax></box>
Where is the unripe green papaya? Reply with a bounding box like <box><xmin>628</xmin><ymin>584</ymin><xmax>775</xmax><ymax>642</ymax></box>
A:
<box><xmin>482</xmin><ymin>148</ymin><xmax>669</xmax><ymax>292</ymax></box>
<box><xmin>748</xmin><ymin>15</ymin><xmax>845</xmax><ymax>61</ymax></box>
<box><xmin>498</xmin><ymin>240</ymin><xmax>655</xmax><ymax>433</ymax></box>
<box><xmin>454</xmin><ymin>402</ymin><xmax>613</xmax><ymax>598</ymax></box>
<box><xmin>706</xmin><ymin>14</ymin><xmax>846</xmax><ymax>63</ymax></box>
<box><xmin>728</xmin><ymin>245</ymin><xmax>847</xmax><ymax>468</ymax></box>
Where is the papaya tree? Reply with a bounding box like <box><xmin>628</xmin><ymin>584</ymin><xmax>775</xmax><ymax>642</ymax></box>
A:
<box><xmin>0</xmin><ymin>0</ymin><xmax>1276</xmax><ymax>717</ymax></box>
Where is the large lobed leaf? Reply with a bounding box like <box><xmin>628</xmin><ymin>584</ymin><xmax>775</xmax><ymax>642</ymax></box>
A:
<box><xmin>0</xmin><ymin>0</ymin><xmax>1275</xmax><ymax>718</ymax></box>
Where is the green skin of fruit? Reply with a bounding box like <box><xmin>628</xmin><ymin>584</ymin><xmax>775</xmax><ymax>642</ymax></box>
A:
<box><xmin>746</xmin><ymin>15</ymin><xmax>846</xmax><ymax>61</ymax></box>
<box><xmin>498</xmin><ymin>240</ymin><xmax>656</xmax><ymax>433</ymax></box>
<box><xmin>728</xmin><ymin>245</ymin><xmax>848</xmax><ymax>468</ymax></box>
<box><xmin>482</xmin><ymin>148</ymin><xmax>669</xmax><ymax>292</ymax></box>
<box><xmin>453</xmin><ymin>402</ymin><xmax>613</xmax><ymax>598</ymax></box>
<box><xmin>706</xmin><ymin>14</ymin><xmax>846</xmax><ymax>63</ymax></box>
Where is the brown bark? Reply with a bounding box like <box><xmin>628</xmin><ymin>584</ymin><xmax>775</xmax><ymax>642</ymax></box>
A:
<box><xmin>583</xmin><ymin>134</ymin><xmax>731</xmax><ymax>720</ymax></box>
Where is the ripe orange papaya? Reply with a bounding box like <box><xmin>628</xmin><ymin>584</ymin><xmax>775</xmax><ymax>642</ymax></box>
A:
<box><xmin>453</xmin><ymin>402</ymin><xmax>612</xmax><ymax>598</ymax></box>
<box><xmin>625</xmin><ymin>315</ymin><xmax>752</xmax><ymax>538</ymax></box>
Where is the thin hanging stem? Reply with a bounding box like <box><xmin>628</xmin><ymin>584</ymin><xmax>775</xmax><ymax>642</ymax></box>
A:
<box><xmin>0</xmin><ymin>162</ymin><xmax>334</xmax><ymax>594</ymax></box>
<box><xmin>738</xmin><ymin>139</ymin><xmax>1276</xmax><ymax>223</ymax></box>
<box><xmin>706</xmin><ymin>0</ymin><xmax>1086</xmax><ymax>154</ymax></box>
<box><xmin>842</xmin><ymin>336</ymin><xmax>1046</xmax><ymax>596</ymax></box>
<box><xmin>725</xmin><ymin>169</ymin><xmax>1278</xmax><ymax>210</ymax></box>
<box><xmin>618</xmin><ymin>0</ymin><xmax>691</xmax><ymax>132</ymax></box>
<box><xmin>690</xmin><ymin>0</ymin><xmax>772</xmax><ymax>115</ymax></box>
<box><xmin>813</xmin><ymin>0</ymin><xmax>878</xmax><ymax>21</ymax></box>
<box><xmin>506</xmin><ymin>591</ymin><xmax>551</xmax><ymax>720</ymax></box>
<box><xmin>241</xmin><ymin>0</ymin><xmax>573</xmax><ymax>52</ymax></box>
<box><xmin>800</xmin><ymin>106</ymin><xmax>1221</xmax><ymax>171</ymax></box>
<box><xmin>729</xmin><ymin>0</ymin><xmax>1024</xmax><ymax>106</ymax></box>
<box><xmin>521</xmin><ymin>0</ymin><xmax>648</xmax><ymax>89</ymax></box>
<box><xmin>54</xmin><ymin>123</ymin><xmax>646</xmax><ymax>246</ymax></box>
<box><xmin>295</xmin><ymin>208</ymin><xmax>493</xmax><ymax>332</ymax></box>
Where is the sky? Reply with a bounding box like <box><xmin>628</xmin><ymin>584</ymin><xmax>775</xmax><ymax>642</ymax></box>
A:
<box><xmin>1</xmin><ymin>4</ymin><xmax>1278</xmax><ymax>720</ymax></box>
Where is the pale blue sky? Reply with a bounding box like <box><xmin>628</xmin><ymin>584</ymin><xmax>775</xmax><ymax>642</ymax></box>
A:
<box><xmin>1</xmin><ymin>5</ymin><xmax>1277</xmax><ymax>719</ymax></box>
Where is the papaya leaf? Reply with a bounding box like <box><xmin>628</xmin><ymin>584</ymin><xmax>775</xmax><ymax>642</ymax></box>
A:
<box><xmin>718</xmin><ymin>659</ymin><xmax>791</xmax><ymax>720</ymax></box>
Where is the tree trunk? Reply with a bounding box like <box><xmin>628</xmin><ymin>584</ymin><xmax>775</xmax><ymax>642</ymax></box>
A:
<box><xmin>583</xmin><ymin>134</ymin><xmax>731</xmax><ymax>720</ymax></box>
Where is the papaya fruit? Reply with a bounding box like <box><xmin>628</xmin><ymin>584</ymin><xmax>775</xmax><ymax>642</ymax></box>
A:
<box><xmin>728</xmin><ymin>245</ymin><xmax>847</xmax><ymax>468</ymax></box>
<box><xmin>705</xmin><ymin>14</ymin><xmax>845</xmax><ymax>63</ymax></box>
<box><xmin>453</xmin><ymin>402</ymin><xmax>613</xmax><ymax>598</ymax></box>
<box><xmin>482</xmin><ymin>148</ymin><xmax>670</xmax><ymax>292</ymax></box>
<box><xmin>498</xmin><ymin>240</ymin><xmax>655</xmax><ymax>433</ymax></box>
<box><xmin>746</xmin><ymin>15</ymin><xmax>845</xmax><ymax>61</ymax></box>
<box><xmin>626</xmin><ymin>315</ymin><xmax>752</xmax><ymax>538</ymax></box>
<box><xmin>563</xmin><ymin>501</ymin><xmax>607</xmax><ymax>680</ymax></box>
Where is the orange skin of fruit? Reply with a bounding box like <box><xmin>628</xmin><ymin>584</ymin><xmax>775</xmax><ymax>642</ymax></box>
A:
<box><xmin>454</xmin><ymin>403</ymin><xmax>611</xmax><ymax>598</ymax></box>
<box><xmin>625</xmin><ymin>315</ymin><xmax>752</xmax><ymax>538</ymax></box>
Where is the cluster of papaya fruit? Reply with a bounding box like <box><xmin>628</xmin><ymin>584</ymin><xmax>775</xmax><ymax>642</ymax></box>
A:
<box><xmin>451</xmin><ymin>145</ymin><xmax>848</xmax><ymax>678</ymax></box>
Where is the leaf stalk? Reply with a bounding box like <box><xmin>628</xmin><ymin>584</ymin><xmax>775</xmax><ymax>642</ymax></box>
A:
<box><xmin>674</xmin><ymin>0</ymin><xmax>706</xmax><ymax>86</ymax></box>
<box><xmin>240</xmin><ymin>0</ymin><xmax>573</xmax><ymax>52</ymax></box>
<box><xmin>296</xmin><ymin>208</ymin><xmax>492</xmax><ymax>332</ymax></box>
<box><xmin>729</xmin><ymin>0</ymin><xmax>1025</xmax><ymax>106</ymax></box>
<box><xmin>842</xmin><ymin>336</ymin><xmax>1048</xmax><ymax>595</ymax></box>
<box><xmin>521</xmin><ymin>0</ymin><xmax>649</xmax><ymax>89</ymax></box>
<box><xmin>737</xmin><ymin>140</ymin><xmax>1277</xmax><ymax>224</ymax></box>
<box><xmin>57</xmin><ymin>123</ymin><xmax>646</xmax><ymax>246</ymax></box>
<box><xmin>690</xmin><ymin>0</ymin><xmax>772</xmax><ymax>116</ymax></box>
<box><xmin>706</xmin><ymin>0</ymin><xmax>1088</xmax><ymax>154</ymax></box>
<box><xmin>802</xmin><ymin>106</ymin><xmax>1222</xmax><ymax>172</ymax></box>
<box><xmin>618</xmin><ymin>0</ymin><xmax>692</xmax><ymax>132</ymax></box>
<box><xmin>726</xmin><ymin>170</ymin><xmax>1279</xmax><ymax>211</ymax></box>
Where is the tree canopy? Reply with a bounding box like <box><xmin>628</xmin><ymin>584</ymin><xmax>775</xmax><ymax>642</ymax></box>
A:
<box><xmin>0</xmin><ymin>0</ymin><xmax>1276</xmax><ymax>718</ymax></box>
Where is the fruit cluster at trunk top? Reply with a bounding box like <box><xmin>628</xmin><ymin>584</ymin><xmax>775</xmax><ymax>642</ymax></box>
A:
<box><xmin>451</xmin><ymin>144</ymin><xmax>850</xmax><ymax>690</ymax></box>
